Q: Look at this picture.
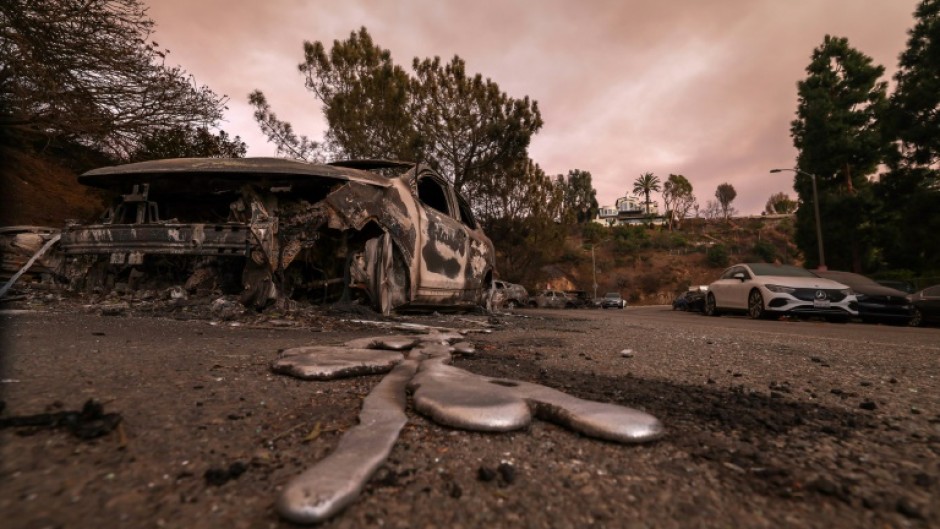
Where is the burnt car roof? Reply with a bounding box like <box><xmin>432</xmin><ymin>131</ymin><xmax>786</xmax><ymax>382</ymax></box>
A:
<box><xmin>79</xmin><ymin>157</ymin><xmax>394</xmax><ymax>190</ymax></box>
<box><xmin>328</xmin><ymin>159</ymin><xmax>416</xmax><ymax>171</ymax></box>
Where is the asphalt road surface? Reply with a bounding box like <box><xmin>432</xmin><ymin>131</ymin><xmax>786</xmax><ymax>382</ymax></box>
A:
<box><xmin>1</xmin><ymin>302</ymin><xmax>937</xmax><ymax>529</ymax></box>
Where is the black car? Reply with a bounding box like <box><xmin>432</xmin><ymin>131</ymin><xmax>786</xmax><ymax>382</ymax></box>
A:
<box><xmin>876</xmin><ymin>279</ymin><xmax>915</xmax><ymax>294</ymax></box>
<box><xmin>814</xmin><ymin>270</ymin><xmax>913</xmax><ymax>324</ymax></box>
<box><xmin>672</xmin><ymin>288</ymin><xmax>706</xmax><ymax>312</ymax></box>
<box><xmin>908</xmin><ymin>284</ymin><xmax>940</xmax><ymax>327</ymax></box>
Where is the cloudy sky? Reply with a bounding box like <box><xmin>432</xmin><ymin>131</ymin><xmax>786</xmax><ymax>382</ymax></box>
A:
<box><xmin>147</xmin><ymin>0</ymin><xmax>920</xmax><ymax>214</ymax></box>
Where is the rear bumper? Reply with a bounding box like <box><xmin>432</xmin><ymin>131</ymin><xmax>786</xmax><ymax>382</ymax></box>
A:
<box><xmin>61</xmin><ymin>223</ymin><xmax>249</xmax><ymax>259</ymax></box>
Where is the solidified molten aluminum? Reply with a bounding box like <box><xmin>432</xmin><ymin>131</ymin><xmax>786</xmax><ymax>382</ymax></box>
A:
<box><xmin>276</xmin><ymin>359</ymin><xmax>418</xmax><ymax>524</ymax></box>
<box><xmin>271</xmin><ymin>347</ymin><xmax>404</xmax><ymax>380</ymax></box>
<box><xmin>275</xmin><ymin>329</ymin><xmax>663</xmax><ymax>524</ymax></box>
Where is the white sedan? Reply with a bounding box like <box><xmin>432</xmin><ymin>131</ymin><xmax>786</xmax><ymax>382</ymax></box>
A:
<box><xmin>704</xmin><ymin>263</ymin><xmax>858</xmax><ymax>321</ymax></box>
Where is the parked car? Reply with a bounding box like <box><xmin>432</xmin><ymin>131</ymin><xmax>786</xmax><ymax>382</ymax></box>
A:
<box><xmin>492</xmin><ymin>280</ymin><xmax>529</xmax><ymax>308</ymax></box>
<box><xmin>600</xmin><ymin>291</ymin><xmax>627</xmax><ymax>309</ymax></box>
<box><xmin>875</xmin><ymin>279</ymin><xmax>916</xmax><ymax>294</ymax></box>
<box><xmin>672</xmin><ymin>286</ymin><xmax>707</xmax><ymax>312</ymax></box>
<box><xmin>530</xmin><ymin>289</ymin><xmax>569</xmax><ymax>309</ymax></box>
<box><xmin>59</xmin><ymin>158</ymin><xmax>496</xmax><ymax>315</ymax></box>
<box><xmin>814</xmin><ymin>270</ymin><xmax>913</xmax><ymax>324</ymax></box>
<box><xmin>564</xmin><ymin>290</ymin><xmax>593</xmax><ymax>309</ymax></box>
<box><xmin>704</xmin><ymin>263</ymin><xmax>858</xmax><ymax>321</ymax></box>
<box><xmin>908</xmin><ymin>284</ymin><xmax>940</xmax><ymax>327</ymax></box>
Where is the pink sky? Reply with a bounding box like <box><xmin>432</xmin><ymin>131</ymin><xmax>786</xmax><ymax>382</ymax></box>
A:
<box><xmin>146</xmin><ymin>0</ymin><xmax>920</xmax><ymax>214</ymax></box>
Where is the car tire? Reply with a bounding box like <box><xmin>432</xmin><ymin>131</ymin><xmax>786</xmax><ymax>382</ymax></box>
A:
<box><xmin>704</xmin><ymin>293</ymin><xmax>720</xmax><ymax>317</ymax></box>
<box><xmin>372</xmin><ymin>234</ymin><xmax>408</xmax><ymax>316</ymax></box>
<box><xmin>747</xmin><ymin>289</ymin><xmax>765</xmax><ymax>319</ymax></box>
<box><xmin>909</xmin><ymin>308</ymin><xmax>922</xmax><ymax>327</ymax></box>
<box><xmin>507</xmin><ymin>300</ymin><xmax>518</xmax><ymax>309</ymax></box>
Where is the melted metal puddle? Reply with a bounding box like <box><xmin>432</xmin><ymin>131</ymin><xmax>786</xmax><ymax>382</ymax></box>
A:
<box><xmin>273</xmin><ymin>328</ymin><xmax>664</xmax><ymax>524</ymax></box>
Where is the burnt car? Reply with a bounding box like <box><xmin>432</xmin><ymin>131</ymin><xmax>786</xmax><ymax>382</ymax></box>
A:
<box><xmin>59</xmin><ymin>158</ymin><xmax>496</xmax><ymax>314</ymax></box>
<box><xmin>908</xmin><ymin>284</ymin><xmax>940</xmax><ymax>327</ymax></box>
<box><xmin>813</xmin><ymin>270</ymin><xmax>913</xmax><ymax>325</ymax></box>
<box><xmin>530</xmin><ymin>289</ymin><xmax>569</xmax><ymax>309</ymax></box>
<box><xmin>564</xmin><ymin>290</ymin><xmax>592</xmax><ymax>309</ymax></box>
<box><xmin>491</xmin><ymin>279</ymin><xmax>529</xmax><ymax>308</ymax></box>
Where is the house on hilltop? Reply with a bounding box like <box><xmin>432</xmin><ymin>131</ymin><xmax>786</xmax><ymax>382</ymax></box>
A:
<box><xmin>595</xmin><ymin>195</ymin><xmax>665</xmax><ymax>227</ymax></box>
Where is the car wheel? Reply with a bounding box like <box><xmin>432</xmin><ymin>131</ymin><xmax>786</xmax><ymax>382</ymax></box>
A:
<box><xmin>372</xmin><ymin>234</ymin><xmax>408</xmax><ymax>316</ymax></box>
<box><xmin>909</xmin><ymin>308</ymin><xmax>922</xmax><ymax>327</ymax></box>
<box><xmin>704</xmin><ymin>293</ymin><xmax>720</xmax><ymax>317</ymax></box>
<box><xmin>506</xmin><ymin>300</ymin><xmax>518</xmax><ymax>309</ymax></box>
<box><xmin>747</xmin><ymin>289</ymin><xmax>765</xmax><ymax>319</ymax></box>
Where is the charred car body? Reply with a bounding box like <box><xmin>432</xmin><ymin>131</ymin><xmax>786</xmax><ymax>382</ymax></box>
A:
<box><xmin>59</xmin><ymin>158</ymin><xmax>496</xmax><ymax>314</ymax></box>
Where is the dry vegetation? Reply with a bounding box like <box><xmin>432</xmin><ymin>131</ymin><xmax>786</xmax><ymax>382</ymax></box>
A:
<box><xmin>545</xmin><ymin>218</ymin><xmax>799</xmax><ymax>304</ymax></box>
<box><xmin>0</xmin><ymin>148</ymin><xmax>110</xmax><ymax>226</ymax></box>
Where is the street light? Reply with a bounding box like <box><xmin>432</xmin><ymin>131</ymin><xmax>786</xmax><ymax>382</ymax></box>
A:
<box><xmin>769</xmin><ymin>168</ymin><xmax>826</xmax><ymax>271</ymax></box>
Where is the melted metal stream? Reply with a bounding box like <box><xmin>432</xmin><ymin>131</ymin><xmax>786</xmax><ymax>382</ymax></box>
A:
<box><xmin>274</xmin><ymin>330</ymin><xmax>664</xmax><ymax>524</ymax></box>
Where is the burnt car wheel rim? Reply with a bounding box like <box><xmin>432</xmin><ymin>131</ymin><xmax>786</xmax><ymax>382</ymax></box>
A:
<box><xmin>748</xmin><ymin>290</ymin><xmax>764</xmax><ymax>319</ymax></box>
<box><xmin>909</xmin><ymin>308</ymin><xmax>922</xmax><ymax>327</ymax></box>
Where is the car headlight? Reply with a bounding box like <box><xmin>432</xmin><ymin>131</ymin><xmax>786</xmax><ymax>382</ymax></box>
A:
<box><xmin>841</xmin><ymin>288</ymin><xmax>854</xmax><ymax>296</ymax></box>
<box><xmin>855</xmin><ymin>293</ymin><xmax>867</xmax><ymax>301</ymax></box>
<box><xmin>765</xmin><ymin>284</ymin><xmax>796</xmax><ymax>294</ymax></box>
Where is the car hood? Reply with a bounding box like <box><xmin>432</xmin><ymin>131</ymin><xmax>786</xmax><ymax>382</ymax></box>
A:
<box><xmin>758</xmin><ymin>276</ymin><xmax>850</xmax><ymax>290</ymax></box>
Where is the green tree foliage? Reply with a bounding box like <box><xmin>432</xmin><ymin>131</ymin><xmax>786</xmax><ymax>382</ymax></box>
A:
<box><xmin>411</xmin><ymin>55</ymin><xmax>543</xmax><ymax>196</ymax></box>
<box><xmin>557</xmin><ymin>169</ymin><xmax>598</xmax><ymax>224</ymax></box>
<box><xmin>248</xmin><ymin>91</ymin><xmax>323</xmax><ymax>161</ymax></box>
<box><xmin>662</xmin><ymin>174</ymin><xmax>696</xmax><ymax>230</ymax></box>
<box><xmin>251</xmin><ymin>28</ymin><xmax>543</xmax><ymax>202</ymax></box>
<box><xmin>0</xmin><ymin>0</ymin><xmax>226</xmax><ymax>157</ymax></box>
<box><xmin>888</xmin><ymin>0</ymin><xmax>940</xmax><ymax>173</ymax></box>
<box><xmin>706</xmin><ymin>244</ymin><xmax>730</xmax><ymax>268</ymax></box>
<box><xmin>476</xmin><ymin>159</ymin><xmax>565</xmax><ymax>284</ymax></box>
<box><xmin>876</xmin><ymin>1</ymin><xmax>940</xmax><ymax>273</ymax></box>
<box><xmin>632</xmin><ymin>172</ymin><xmax>661</xmax><ymax>225</ymax></box>
<box><xmin>130</xmin><ymin>126</ymin><xmax>246</xmax><ymax>162</ymax></box>
<box><xmin>764</xmin><ymin>192</ymin><xmax>797</xmax><ymax>214</ymax></box>
<box><xmin>714</xmin><ymin>183</ymin><xmax>737</xmax><ymax>220</ymax></box>
<box><xmin>297</xmin><ymin>27</ymin><xmax>418</xmax><ymax>161</ymax></box>
<box><xmin>790</xmin><ymin>35</ymin><xmax>889</xmax><ymax>271</ymax></box>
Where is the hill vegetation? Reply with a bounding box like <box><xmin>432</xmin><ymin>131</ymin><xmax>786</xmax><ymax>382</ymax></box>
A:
<box><xmin>514</xmin><ymin>217</ymin><xmax>798</xmax><ymax>304</ymax></box>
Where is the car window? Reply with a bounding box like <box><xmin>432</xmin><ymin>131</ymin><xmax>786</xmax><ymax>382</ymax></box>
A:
<box><xmin>456</xmin><ymin>194</ymin><xmax>478</xmax><ymax>229</ymax></box>
<box><xmin>417</xmin><ymin>176</ymin><xmax>451</xmax><ymax>216</ymax></box>
<box><xmin>720</xmin><ymin>268</ymin><xmax>735</xmax><ymax>280</ymax></box>
<box><xmin>750</xmin><ymin>263</ymin><xmax>816</xmax><ymax>277</ymax></box>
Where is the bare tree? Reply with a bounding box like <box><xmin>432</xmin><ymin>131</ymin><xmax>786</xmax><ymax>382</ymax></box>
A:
<box><xmin>1</xmin><ymin>0</ymin><xmax>227</xmax><ymax>157</ymax></box>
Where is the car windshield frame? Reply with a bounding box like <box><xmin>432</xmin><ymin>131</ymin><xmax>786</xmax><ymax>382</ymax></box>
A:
<box><xmin>747</xmin><ymin>263</ymin><xmax>817</xmax><ymax>278</ymax></box>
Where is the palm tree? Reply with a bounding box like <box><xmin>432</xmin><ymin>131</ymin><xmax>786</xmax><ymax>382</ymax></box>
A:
<box><xmin>632</xmin><ymin>172</ymin><xmax>661</xmax><ymax>225</ymax></box>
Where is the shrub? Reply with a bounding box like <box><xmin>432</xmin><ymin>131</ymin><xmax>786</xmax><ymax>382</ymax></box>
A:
<box><xmin>581</xmin><ymin>223</ymin><xmax>606</xmax><ymax>244</ymax></box>
<box><xmin>751</xmin><ymin>240</ymin><xmax>777</xmax><ymax>262</ymax></box>
<box><xmin>706</xmin><ymin>244</ymin><xmax>730</xmax><ymax>267</ymax></box>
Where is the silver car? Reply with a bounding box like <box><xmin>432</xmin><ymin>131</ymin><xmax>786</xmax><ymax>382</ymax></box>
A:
<box><xmin>705</xmin><ymin>263</ymin><xmax>858</xmax><ymax>321</ymax></box>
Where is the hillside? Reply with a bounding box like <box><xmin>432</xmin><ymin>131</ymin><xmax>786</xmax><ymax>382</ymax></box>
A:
<box><xmin>0</xmin><ymin>148</ymin><xmax>110</xmax><ymax>227</ymax></box>
<box><xmin>538</xmin><ymin>217</ymin><xmax>799</xmax><ymax>304</ymax></box>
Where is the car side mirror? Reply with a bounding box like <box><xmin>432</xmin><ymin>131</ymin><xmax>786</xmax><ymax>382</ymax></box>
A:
<box><xmin>733</xmin><ymin>273</ymin><xmax>745</xmax><ymax>281</ymax></box>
